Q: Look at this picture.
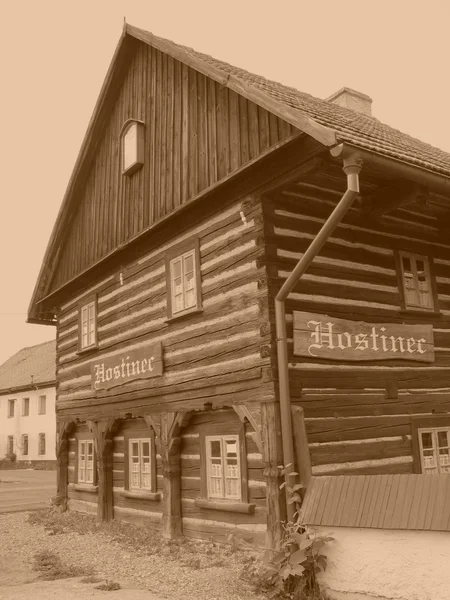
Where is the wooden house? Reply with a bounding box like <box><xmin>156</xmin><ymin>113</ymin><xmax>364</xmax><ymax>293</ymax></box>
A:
<box><xmin>28</xmin><ymin>24</ymin><xmax>450</xmax><ymax>554</ymax></box>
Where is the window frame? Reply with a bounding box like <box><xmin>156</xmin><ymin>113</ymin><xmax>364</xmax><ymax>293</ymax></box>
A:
<box><xmin>22</xmin><ymin>434</ymin><xmax>28</xmax><ymax>456</ymax></box>
<box><xmin>38</xmin><ymin>433</ymin><xmax>46</xmax><ymax>456</ymax></box>
<box><xmin>165</xmin><ymin>239</ymin><xmax>202</xmax><ymax>321</ymax></box>
<box><xmin>77</xmin><ymin>294</ymin><xmax>98</xmax><ymax>353</ymax></box>
<box><xmin>75</xmin><ymin>434</ymin><xmax>97</xmax><ymax>486</ymax></box>
<box><xmin>395</xmin><ymin>251</ymin><xmax>438</xmax><ymax>313</ymax></box>
<box><xmin>124</xmin><ymin>429</ymin><xmax>157</xmax><ymax>495</ymax></box>
<box><xmin>22</xmin><ymin>397</ymin><xmax>30</xmax><ymax>417</ymax></box>
<box><xmin>7</xmin><ymin>399</ymin><xmax>15</xmax><ymax>418</ymax></box>
<box><xmin>38</xmin><ymin>395</ymin><xmax>46</xmax><ymax>415</ymax></box>
<box><xmin>412</xmin><ymin>416</ymin><xmax>450</xmax><ymax>473</ymax></box>
<box><xmin>120</xmin><ymin>119</ymin><xmax>145</xmax><ymax>176</ymax></box>
<box><xmin>197</xmin><ymin>422</ymin><xmax>254</xmax><ymax>513</ymax></box>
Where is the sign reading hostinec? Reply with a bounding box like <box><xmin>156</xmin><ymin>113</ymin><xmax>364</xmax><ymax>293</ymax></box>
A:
<box><xmin>293</xmin><ymin>311</ymin><xmax>434</xmax><ymax>363</ymax></box>
<box><xmin>91</xmin><ymin>342</ymin><xmax>163</xmax><ymax>390</ymax></box>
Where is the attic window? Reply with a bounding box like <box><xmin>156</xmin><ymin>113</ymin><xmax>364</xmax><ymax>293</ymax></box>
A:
<box><xmin>121</xmin><ymin>120</ymin><xmax>144</xmax><ymax>176</ymax></box>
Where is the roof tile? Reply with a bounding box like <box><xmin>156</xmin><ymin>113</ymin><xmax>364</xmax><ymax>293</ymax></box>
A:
<box><xmin>0</xmin><ymin>340</ymin><xmax>56</xmax><ymax>393</ymax></box>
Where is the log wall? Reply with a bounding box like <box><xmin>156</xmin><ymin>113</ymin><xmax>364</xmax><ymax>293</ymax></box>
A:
<box><xmin>264</xmin><ymin>173</ymin><xmax>450</xmax><ymax>477</ymax></box>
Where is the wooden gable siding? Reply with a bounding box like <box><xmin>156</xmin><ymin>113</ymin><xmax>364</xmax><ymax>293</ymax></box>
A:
<box><xmin>49</xmin><ymin>41</ymin><xmax>295</xmax><ymax>294</ymax></box>
<box><xmin>263</xmin><ymin>173</ymin><xmax>450</xmax><ymax>478</ymax></box>
<box><xmin>55</xmin><ymin>195</ymin><xmax>273</xmax><ymax>420</ymax></box>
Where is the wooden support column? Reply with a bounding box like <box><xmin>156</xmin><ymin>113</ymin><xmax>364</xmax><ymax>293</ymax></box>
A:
<box><xmin>88</xmin><ymin>419</ymin><xmax>117</xmax><ymax>522</ymax></box>
<box><xmin>261</xmin><ymin>402</ymin><xmax>286</xmax><ymax>550</ymax></box>
<box><xmin>55</xmin><ymin>420</ymin><xmax>74</xmax><ymax>511</ymax></box>
<box><xmin>145</xmin><ymin>411</ymin><xmax>190</xmax><ymax>539</ymax></box>
<box><xmin>291</xmin><ymin>406</ymin><xmax>312</xmax><ymax>498</ymax></box>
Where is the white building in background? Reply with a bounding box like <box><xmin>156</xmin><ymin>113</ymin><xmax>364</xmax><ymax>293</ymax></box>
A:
<box><xmin>0</xmin><ymin>340</ymin><xmax>56</xmax><ymax>464</ymax></box>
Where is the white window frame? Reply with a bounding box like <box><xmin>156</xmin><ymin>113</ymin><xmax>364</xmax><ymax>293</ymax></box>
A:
<box><xmin>128</xmin><ymin>438</ymin><xmax>152</xmax><ymax>491</ymax></box>
<box><xmin>205</xmin><ymin>435</ymin><xmax>242</xmax><ymax>501</ymax></box>
<box><xmin>169</xmin><ymin>249</ymin><xmax>198</xmax><ymax>316</ymax></box>
<box><xmin>38</xmin><ymin>395</ymin><xmax>46</xmax><ymax>415</ymax></box>
<box><xmin>121</xmin><ymin>120</ymin><xmax>144</xmax><ymax>176</ymax></box>
<box><xmin>22</xmin><ymin>398</ymin><xmax>30</xmax><ymax>417</ymax></box>
<box><xmin>7</xmin><ymin>435</ymin><xmax>14</xmax><ymax>455</ymax></box>
<box><xmin>418</xmin><ymin>427</ymin><xmax>450</xmax><ymax>474</ymax></box>
<box><xmin>80</xmin><ymin>301</ymin><xmax>97</xmax><ymax>350</ymax></box>
<box><xmin>399</xmin><ymin>251</ymin><xmax>434</xmax><ymax>311</ymax></box>
<box><xmin>22</xmin><ymin>434</ymin><xmax>28</xmax><ymax>456</ymax></box>
<box><xmin>38</xmin><ymin>433</ymin><xmax>46</xmax><ymax>456</ymax></box>
<box><xmin>78</xmin><ymin>440</ymin><xmax>95</xmax><ymax>484</ymax></box>
<box><xmin>7</xmin><ymin>399</ymin><xmax>15</xmax><ymax>418</ymax></box>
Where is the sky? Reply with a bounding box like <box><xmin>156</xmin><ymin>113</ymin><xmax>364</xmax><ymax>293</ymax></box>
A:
<box><xmin>0</xmin><ymin>0</ymin><xmax>449</xmax><ymax>365</ymax></box>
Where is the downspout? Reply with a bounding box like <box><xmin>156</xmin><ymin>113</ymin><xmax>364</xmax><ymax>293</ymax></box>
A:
<box><xmin>276</xmin><ymin>147</ymin><xmax>363</xmax><ymax>521</ymax></box>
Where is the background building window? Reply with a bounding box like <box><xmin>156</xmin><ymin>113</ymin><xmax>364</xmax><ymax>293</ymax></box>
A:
<box><xmin>205</xmin><ymin>435</ymin><xmax>241</xmax><ymax>500</ymax></box>
<box><xmin>418</xmin><ymin>427</ymin><xmax>450</xmax><ymax>474</ymax></box>
<box><xmin>80</xmin><ymin>301</ymin><xmax>97</xmax><ymax>350</ymax></box>
<box><xmin>22</xmin><ymin>434</ymin><xmax>28</xmax><ymax>456</ymax></box>
<box><xmin>38</xmin><ymin>395</ymin><xmax>46</xmax><ymax>415</ymax></box>
<box><xmin>129</xmin><ymin>438</ymin><xmax>152</xmax><ymax>491</ymax></box>
<box><xmin>22</xmin><ymin>398</ymin><xmax>30</xmax><ymax>416</ymax></box>
<box><xmin>399</xmin><ymin>252</ymin><xmax>434</xmax><ymax>310</ymax></box>
<box><xmin>7</xmin><ymin>436</ymin><xmax>14</xmax><ymax>455</ymax></box>
<box><xmin>8</xmin><ymin>399</ymin><xmax>15</xmax><ymax>418</ymax></box>
<box><xmin>38</xmin><ymin>433</ymin><xmax>46</xmax><ymax>456</ymax></box>
<box><xmin>78</xmin><ymin>440</ymin><xmax>95</xmax><ymax>484</ymax></box>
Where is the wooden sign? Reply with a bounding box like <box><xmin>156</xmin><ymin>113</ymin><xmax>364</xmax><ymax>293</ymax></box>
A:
<box><xmin>293</xmin><ymin>311</ymin><xmax>434</xmax><ymax>363</ymax></box>
<box><xmin>91</xmin><ymin>342</ymin><xmax>163</xmax><ymax>390</ymax></box>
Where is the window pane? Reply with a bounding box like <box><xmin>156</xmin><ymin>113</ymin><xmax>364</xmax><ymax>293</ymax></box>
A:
<box><xmin>141</xmin><ymin>442</ymin><xmax>150</xmax><ymax>457</ymax></box>
<box><xmin>210</xmin><ymin>441</ymin><xmax>221</xmax><ymax>458</ymax></box>
<box><xmin>172</xmin><ymin>259</ymin><xmax>182</xmax><ymax>279</ymax></box>
<box><xmin>421</xmin><ymin>432</ymin><xmax>433</xmax><ymax>449</ymax></box>
<box><xmin>402</xmin><ymin>256</ymin><xmax>412</xmax><ymax>272</ymax></box>
<box><xmin>131</xmin><ymin>442</ymin><xmax>139</xmax><ymax>457</ymax></box>
<box><xmin>225</xmin><ymin>439</ymin><xmax>238</xmax><ymax>457</ymax></box>
<box><xmin>437</xmin><ymin>430</ymin><xmax>449</xmax><ymax>448</ymax></box>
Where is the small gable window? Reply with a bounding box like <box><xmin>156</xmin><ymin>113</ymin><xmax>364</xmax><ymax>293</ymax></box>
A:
<box><xmin>79</xmin><ymin>298</ymin><xmax>97</xmax><ymax>352</ymax></box>
<box><xmin>166</xmin><ymin>240</ymin><xmax>202</xmax><ymax>320</ymax></box>
<box><xmin>121</xmin><ymin>120</ymin><xmax>144</xmax><ymax>176</ymax></box>
<box><xmin>397</xmin><ymin>251</ymin><xmax>436</xmax><ymax>311</ymax></box>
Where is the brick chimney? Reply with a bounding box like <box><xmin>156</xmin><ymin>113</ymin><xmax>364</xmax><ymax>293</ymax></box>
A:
<box><xmin>326</xmin><ymin>87</ymin><xmax>373</xmax><ymax>116</ymax></box>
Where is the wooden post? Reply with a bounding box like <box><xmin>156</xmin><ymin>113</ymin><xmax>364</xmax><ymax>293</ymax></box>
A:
<box><xmin>54</xmin><ymin>420</ymin><xmax>74</xmax><ymax>511</ymax></box>
<box><xmin>159</xmin><ymin>413</ymin><xmax>183</xmax><ymax>538</ymax></box>
<box><xmin>261</xmin><ymin>402</ymin><xmax>286</xmax><ymax>550</ymax></box>
<box><xmin>291</xmin><ymin>406</ymin><xmax>312</xmax><ymax>497</ymax></box>
<box><xmin>89</xmin><ymin>420</ymin><xmax>115</xmax><ymax>522</ymax></box>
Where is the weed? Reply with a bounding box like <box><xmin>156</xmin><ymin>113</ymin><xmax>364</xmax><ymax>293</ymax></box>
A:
<box><xmin>81</xmin><ymin>575</ymin><xmax>103</xmax><ymax>584</ymax></box>
<box><xmin>95</xmin><ymin>580</ymin><xmax>121</xmax><ymax>591</ymax></box>
<box><xmin>33</xmin><ymin>549</ymin><xmax>95</xmax><ymax>580</ymax></box>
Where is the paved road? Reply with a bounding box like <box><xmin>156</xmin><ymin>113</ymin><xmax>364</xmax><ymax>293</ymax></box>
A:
<box><xmin>0</xmin><ymin>470</ymin><xmax>56</xmax><ymax>513</ymax></box>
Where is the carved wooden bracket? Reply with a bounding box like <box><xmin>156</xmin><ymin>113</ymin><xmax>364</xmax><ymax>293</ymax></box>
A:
<box><xmin>56</xmin><ymin>420</ymin><xmax>76</xmax><ymax>458</ymax></box>
<box><xmin>144</xmin><ymin>411</ymin><xmax>192</xmax><ymax>461</ymax></box>
<box><xmin>87</xmin><ymin>418</ymin><xmax>123</xmax><ymax>457</ymax></box>
<box><xmin>233</xmin><ymin>404</ymin><xmax>263</xmax><ymax>453</ymax></box>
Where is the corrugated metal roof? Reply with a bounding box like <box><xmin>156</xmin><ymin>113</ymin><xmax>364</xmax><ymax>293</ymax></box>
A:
<box><xmin>0</xmin><ymin>340</ymin><xmax>56</xmax><ymax>393</ymax></box>
<box><xmin>127</xmin><ymin>24</ymin><xmax>450</xmax><ymax>179</ymax></box>
<box><xmin>299</xmin><ymin>474</ymin><xmax>450</xmax><ymax>532</ymax></box>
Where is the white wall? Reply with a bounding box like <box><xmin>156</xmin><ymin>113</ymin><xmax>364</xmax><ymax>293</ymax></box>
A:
<box><xmin>317</xmin><ymin>526</ymin><xmax>450</xmax><ymax>600</ymax></box>
<box><xmin>0</xmin><ymin>386</ymin><xmax>56</xmax><ymax>461</ymax></box>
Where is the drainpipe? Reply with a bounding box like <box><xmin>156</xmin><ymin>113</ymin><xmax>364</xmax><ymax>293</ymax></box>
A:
<box><xmin>275</xmin><ymin>147</ymin><xmax>363</xmax><ymax>522</ymax></box>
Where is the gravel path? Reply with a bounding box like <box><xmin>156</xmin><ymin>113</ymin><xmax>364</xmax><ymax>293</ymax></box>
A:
<box><xmin>0</xmin><ymin>512</ymin><xmax>265</xmax><ymax>600</ymax></box>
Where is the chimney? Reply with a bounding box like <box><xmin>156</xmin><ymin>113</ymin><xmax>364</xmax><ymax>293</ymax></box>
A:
<box><xmin>326</xmin><ymin>87</ymin><xmax>373</xmax><ymax>116</ymax></box>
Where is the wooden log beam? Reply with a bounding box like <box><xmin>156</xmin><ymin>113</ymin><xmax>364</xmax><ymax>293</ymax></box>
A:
<box><xmin>261</xmin><ymin>402</ymin><xmax>286</xmax><ymax>550</ymax></box>
<box><xmin>361</xmin><ymin>181</ymin><xmax>427</xmax><ymax>218</ymax></box>
<box><xmin>233</xmin><ymin>403</ymin><xmax>263</xmax><ymax>453</ymax></box>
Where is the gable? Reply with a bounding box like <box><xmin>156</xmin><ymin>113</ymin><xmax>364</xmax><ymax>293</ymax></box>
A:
<box><xmin>46</xmin><ymin>40</ymin><xmax>299</xmax><ymax>296</ymax></box>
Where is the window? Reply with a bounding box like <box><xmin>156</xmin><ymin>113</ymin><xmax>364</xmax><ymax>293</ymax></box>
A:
<box><xmin>22</xmin><ymin>398</ymin><xmax>29</xmax><ymax>416</ymax></box>
<box><xmin>398</xmin><ymin>252</ymin><xmax>435</xmax><ymax>311</ymax></box>
<box><xmin>418</xmin><ymin>428</ymin><xmax>450</xmax><ymax>474</ymax></box>
<box><xmin>205</xmin><ymin>435</ymin><xmax>241</xmax><ymax>500</ymax></box>
<box><xmin>38</xmin><ymin>433</ymin><xmax>46</xmax><ymax>456</ymax></box>
<box><xmin>79</xmin><ymin>299</ymin><xmax>97</xmax><ymax>350</ymax></box>
<box><xmin>166</xmin><ymin>241</ymin><xmax>202</xmax><ymax>319</ymax></box>
<box><xmin>38</xmin><ymin>395</ymin><xmax>46</xmax><ymax>415</ymax></box>
<box><xmin>121</xmin><ymin>120</ymin><xmax>144</xmax><ymax>176</ymax></box>
<box><xmin>78</xmin><ymin>440</ymin><xmax>95</xmax><ymax>484</ymax></box>
<box><xmin>7</xmin><ymin>436</ymin><xmax>14</xmax><ymax>455</ymax></box>
<box><xmin>128</xmin><ymin>438</ymin><xmax>152</xmax><ymax>491</ymax></box>
<box><xmin>22</xmin><ymin>434</ymin><xmax>28</xmax><ymax>456</ymax></box>
<box><xmin>7</xmin><ymin>399</ymin><xmax>15</xmax><ymax>418</ymax></box>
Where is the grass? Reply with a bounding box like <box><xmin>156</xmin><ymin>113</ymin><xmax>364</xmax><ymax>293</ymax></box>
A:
<box><xmin>33</xmin><ymin>549</ymin><xmax>95</xmax><ymax>580</ymax></box>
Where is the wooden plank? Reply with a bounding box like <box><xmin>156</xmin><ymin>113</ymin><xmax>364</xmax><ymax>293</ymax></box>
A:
<box><xmin>181</xmin><ymin>63</ymin><xmax>189</xmax><ymax>204</ymax></box>
<box><xmin>422</xmin><ymin>475</ymin><xmax>440</xmax><ymax>530</ymax></box>
<box><xmin>228</xmin><ymin>89</ymin><xmax>240</xmax><ymax>173</ymax></box>
<box><xmin>188</xmin><ymin>68</ymin><xmax>198</xmax><ymax>199</ymax></box>
<box><xmin>388</xmin><ymin>474</ymin><xmax>409</xmax><ymax>529</ymax></box>
<box><xmin>346</xmin><ymin>476</ymin><xmax>367</xmax><ymax>527</ymax></box>
<box><xmin>431</xmin><ymin>475</ymin><xmax>450</xmax><ymax>530</ymax></box>
<box><xmin>323</xmin><ymin>475</ymin><xmax>344</xmax><ymax>526</ymax></box>
<box><xmin>398</xmin><ymin>474</ymin><xmax>418</xmax><ymax>530</ymax></box>
<box><xmin>406</xmin><ymin>475</ymin><xmax>425</xmax><ymax>529</ymax></box>
<box><xmin>382</xmin><ymin>474</ymin><xmax>401</xmax><ymax>528</ymax></box>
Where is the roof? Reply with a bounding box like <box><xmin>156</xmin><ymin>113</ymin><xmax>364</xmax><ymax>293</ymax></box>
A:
<box><xmin>127</xmin><ymin>24</ymin><xmax>450</xmax><ymax>178</ymax></box>
<box><xmin>28</xmin><ymin>23</ymin><xmax>450</xmax><ymax>324</ymax></box>
<box><xmin>299</xmin><ymin>474</ymin><xmax>450</xmax><ymax>532</ymax></box>
<box><xmin>0</xmin><ymin>340</ymin><xmax>56</xmax><ymax>393</ymax></box>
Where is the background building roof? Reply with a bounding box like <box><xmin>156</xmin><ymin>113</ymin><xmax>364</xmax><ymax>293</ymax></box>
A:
<box><xmin>0</xmin><ymin>340</ymin><xmax>56</xmax><ymax>393</ymax></box>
